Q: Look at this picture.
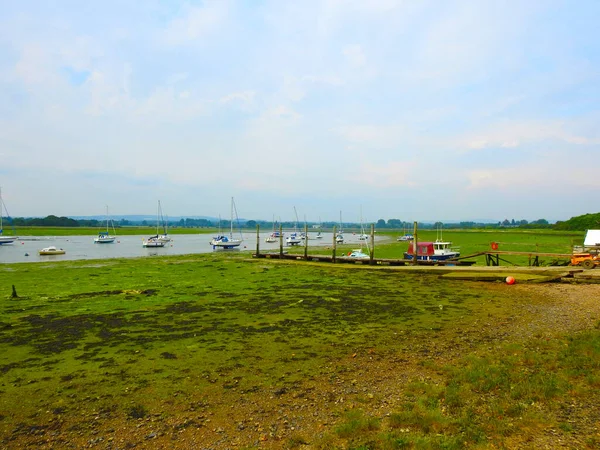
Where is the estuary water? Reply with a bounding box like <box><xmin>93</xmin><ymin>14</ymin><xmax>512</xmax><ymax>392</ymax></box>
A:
<box><xmin>0</xmin><ymin>232</ymin><xmax>382</xmax><ymax>264</ymax></box>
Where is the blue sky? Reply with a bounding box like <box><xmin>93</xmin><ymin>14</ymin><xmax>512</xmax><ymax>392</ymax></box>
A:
<box><xmin>1</xmin><ymin>0</ymin><xmax>599</xmax><ymax>223</ymax></box>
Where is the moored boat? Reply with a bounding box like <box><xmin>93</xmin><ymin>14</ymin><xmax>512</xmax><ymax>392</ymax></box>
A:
<box><xmin>404</xmin><ymin>240</ymin><xmax>460</xmax><ymax>261</ymax></box>
<box><xmin>286</xmin><ymin>207</ymin><xmax>302</xmax><ymax>246</ymax></box>
<box><xmin>347</xmin><ymin>249</ymin><xmax>369</xmax><ymax>259</ymax></box>
<box><xmin>94</xmin><ymin>206</ymin><xmax>117</xmax><ymax>243</ymax></box>
<box><xmin>285</xmin><ymin>232</ymin><xmax>302</xmax><ymax>246</ymax></box>
<box><xmin>265</xmin><ymin>217</ymin><xmax>282</xmax><ymax>243</ymax></box>
<box><xmin>0</xmin><ymin>188</ymin><xmax>18</xmax><ymax>245</ymax></box>
<box><xmin>143</xmin><ymin>236</ymin><xmax>166</xmax><ymax>248</ymax></box>
<box><xmin>143</xmin><ymin>200</ymin><xmax>169</xmax><ymax>248</ymax></box>
<box><xmin>39</xmin><ymin>246</ymin><xmax>66</xmax><ymax>255</ymax></box>
<box><xmin>211</xmin><ymin>197</ymin><xmax>243</xmax><ymax>249</ymax></box>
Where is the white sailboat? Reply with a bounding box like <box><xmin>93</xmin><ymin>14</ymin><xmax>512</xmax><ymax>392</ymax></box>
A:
<box><xmin>265</xmin><ymin>215</ymin><xmax>281</xmax><ymax>243</ymax></box>
<box><xmin>94</xmin><ymin>205</ymin><xmax>117</xmax><ymax>243</ymax></box>
<box><xmin>315</xmin><ymin>217</ymin><xmax>323</xmax><ymax>239</ymax></box>
<box><xmin>335</xmin><ymin>210</ymin><xmax>344</xmax><ymax>244</ymax></box>
<box><xmin>143</xmin><ymin>201</ymin><xmax>167</xmax><ymax>248</ymax></box>
<box><xmin>358</xmin><ymin>207</ymin><xmax>369</xmax><ymax>240</ymax></box>
<box><xmin>0</xmin><ymin>187</ymin><xmax>17</xmax><ymax>245</ymax></box>
<box><xmin>156</xmin><ymin>201</ymin><xmax>171</xmax><ymax>243</ymax></box>
<box><xmin>286</xmin><ymin>207</ymin><xmax>302</xmax><ymax>246</ymax></box>
<box><xmin>211</xmin><ymin>197</ymin><xmax>243</xmax><ymax>249</ymax></box>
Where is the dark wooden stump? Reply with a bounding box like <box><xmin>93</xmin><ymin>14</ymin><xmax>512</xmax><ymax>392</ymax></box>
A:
<box><xmin>11</xmin><ymin>284</ymin><xmax>18</xmax><ymax>298</ymax></box>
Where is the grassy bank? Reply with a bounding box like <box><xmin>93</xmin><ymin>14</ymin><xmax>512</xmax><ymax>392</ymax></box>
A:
<box><xmin>1</xmin><ymin>253</ymin><xmax>598</xmax><ymax>448</ymax></box>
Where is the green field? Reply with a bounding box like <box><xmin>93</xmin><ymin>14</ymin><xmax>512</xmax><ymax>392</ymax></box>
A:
<box><xmin>1</xmin><ymin>249</ymin><xmax>599</xmax><ymax>448</ymax></box>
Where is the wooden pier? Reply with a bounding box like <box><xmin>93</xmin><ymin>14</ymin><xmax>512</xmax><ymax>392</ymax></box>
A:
<box><xmin>457</xmin><ymin>250</ymin><xmax>573</xmax><ymax>267</ymax></box>
<box><xmin>252</xmin><ymin>252</ymin><xmax>476</xmax><ymax>266</ymax></box>
<box><xmin>251</xmin><ymin>224</ymin><xmax>573</xmax><ymax>269</ymax></box>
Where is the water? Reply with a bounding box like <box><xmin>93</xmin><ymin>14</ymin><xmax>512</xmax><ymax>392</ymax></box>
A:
<box><xmin>0</xmin><ymin>232</ymin><xmax>382</xmax><ymax>264</ymax></box>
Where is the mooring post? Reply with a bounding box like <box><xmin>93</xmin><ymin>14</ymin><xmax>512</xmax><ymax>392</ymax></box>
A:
<box><xmin>332</xmin><ymin>225</ymin><xmax>337</xmax><ymax>263</ymax></box>
<box><xmin>256</xmin><ymin>224</ymin><xmax>260</xmax><ymax>256</ymax></box>
<box><xmin>370</xmin><ymin>223</ymin><xmax>375</xmax><ymax>265</ymax></box>
<box><xmin>279</xmin><ymin>224</ymin><xmax>283</xmax><ymax>256</ymax></box>
<box><xmin>11</xmin><ymin>284</ymin><xmax>18</xmax><ymax>299</ymax></box>
<box><xmin>413</xmin><ymin>221</ymin><xmax>418</xmax><ymax>266</ymax></box>
<box><xmin>304</xmin><ymin>223</ymin><xmax>308</xmax><ymax>259</ymax></box>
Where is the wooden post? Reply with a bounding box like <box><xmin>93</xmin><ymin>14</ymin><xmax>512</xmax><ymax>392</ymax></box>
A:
<box><xmin>304</xmin><ymin>223</ymin><xmax>308</xmax><ymax>259</ymax></box>
<box><xmin>370</xmin><ymin>223</ymin><xmax>375</xmax><ymax>265</ymax></box>
<box><xmin>256</xmin><ymin>224</ymin><xmax>260</xmax><ymax>256</ymax></box>
<box><xmin>11</xmin><ymin>284</ymin><xmax>18</xmax><ymax>299</ymax></box>
<box><xmin>413</xmin><ymin>221</ymin><xmax>418</xmax><ymax>266</ymax></box>
<box><xmin>279</xmin><ymin>224</ymin><xmax>284</xmax><ymax>256</ymax></box>
<box><xmin>332</xmin><ymin>225</ymin><xmax>337</xmax><ymax>263</ymax></box>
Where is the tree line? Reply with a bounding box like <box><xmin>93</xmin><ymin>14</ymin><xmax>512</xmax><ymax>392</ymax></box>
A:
<box><xmin>5</xmin><ymin>212</ymin><xmax>599</xmax><ymax>231</ymax></box>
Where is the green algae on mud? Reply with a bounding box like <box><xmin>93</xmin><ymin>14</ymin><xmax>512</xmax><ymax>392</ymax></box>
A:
<box><xmin>0</xmin><ymin>253</ymin><xmax>524</xmax><ymax>445</ymax></box>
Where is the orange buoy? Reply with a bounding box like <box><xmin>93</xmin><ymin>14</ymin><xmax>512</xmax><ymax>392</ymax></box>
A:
<box><xmin>491</xmin><ymin>242</ymin><xmax>499</xmax><ymax>250</ymax></box>
<box><xmin>506</xmin><ymin>276</ymin><xmax>515</xmax><ymax>285</ymax></box>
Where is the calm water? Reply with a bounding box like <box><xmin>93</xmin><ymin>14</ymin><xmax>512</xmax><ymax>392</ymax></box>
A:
<box><xmin>0</xmin><ymin>232</ymin><xmax>383</xmax><ymax>264</ymax></box>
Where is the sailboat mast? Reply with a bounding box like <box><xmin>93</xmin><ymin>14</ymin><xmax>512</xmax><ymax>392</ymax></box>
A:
<box><xmin>157</xmin><ymin>201</ymin><xmax>160</xmax><ymax>235</ymax></box>
<box><xmin>230</xmin><ymin>197</ymin><xmax>234</xmax><ymax>237</ymax></box>
<box><xmin>293</xmin><ymin>206</ymin><xmax>299</xmax><ymax>232</ymax></box>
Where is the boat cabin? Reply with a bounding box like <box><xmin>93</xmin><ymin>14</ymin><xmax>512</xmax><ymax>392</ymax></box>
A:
<box><xmin>406</xmin><ymin>241</ymin><xmax>435</xmax><ymax>257</ymax></box>
<box><xmin>406</xmin><ymin>241</ymin><xmax>454</xmax><ymax>256</ymax></box>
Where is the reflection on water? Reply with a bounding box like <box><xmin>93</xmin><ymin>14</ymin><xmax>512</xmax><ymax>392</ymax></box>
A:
<box><xmin>0</xmin><ymin>232</ymin><xmax>383</xmax><ymax>264</ymax></box>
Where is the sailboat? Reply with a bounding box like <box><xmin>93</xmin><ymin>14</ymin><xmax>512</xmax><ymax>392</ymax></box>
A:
<box><xmin>335</xmin><ymin>210</ymin><xmax>344</xmax><ymax>244</ymax></box>
<box><xmin>94</xmin><ymin>205</ymin><xmax>117</xmax><ymax>243</ymax></box>
<box><xmin>143</xmin><ymin>201</ymin><xmax>167</xmax><ymax>248</ymax></box>
<box><xmin>210</xmin><ymin>197</ymin><xmax>243</xmax><ymax>249</ymax></box>
<box><xmin>156</xmin><ymin>201</ymin><xmax>171</xmax><ymax>243</ymax></box>
<box><xmin>286</xmin><ymin>207</ymin><xmax>302</xmax><ymax>246</ymax></box>
<box><xmin>315</xmin><ymin>217</ymin><xmax>323</xmax><ymax>239</ymax></box>
<box><xmin>358</xmin><ymin>207</ymin><xmax>369</xmax><ymax>240</ymax></box>
<box><xmin>265</xmin><ymin>215</ymin><xmax>281</xmax><ymax>243</ymax></box>
<box><xmin>0</xmin><ymin>188</ymin><xmax>18</xmax><ymax>245</ymax></box>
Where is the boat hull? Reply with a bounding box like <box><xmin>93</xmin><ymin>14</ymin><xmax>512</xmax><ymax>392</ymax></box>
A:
<box><xmin>94</xmin><ymin>237</ymin><xmax>116</xmax><ymax>244</ymax></box>
<box><xmin>211</xmin><ymin>237</ymin><xmax>242</xmax><ymax>249</ymax></box>
<box><xmin>39</xmin><ymin>247</ymin><xmax>66</xmax><ymax>255</ymax></box>
<box><xmin>403</xmin><ymin>252</ymin><xmax>460</xmax><ymax>261</ymax></box>
<box><xmin>0</xmin><ymin>236</ymin><xmax>17</xmax><ymax>245</ymax></box>
<box><xmin>143</xmin><ymin>240</ymin><xmax>166</xmax><ymax>248</ymax></box>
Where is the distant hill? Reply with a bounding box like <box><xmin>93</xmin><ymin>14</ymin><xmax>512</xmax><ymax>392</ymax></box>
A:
<box><xmin>554</xmin><ymin>213</ymin><xmax>600</xmax><ymax>231</ymax></box>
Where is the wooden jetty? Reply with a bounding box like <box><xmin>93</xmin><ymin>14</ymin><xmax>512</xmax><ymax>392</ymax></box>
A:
<box><xmin>252</xmin><ymin>222</ymin><xmax>476</xmax><ymax>267</ymax></box>
<box><xmin>251</xmin><ymin>222</ymin><xmax>576</xmax><ymax>269</ymax></box>
<box><xmin>457</xmin><ymin>250</ymin><xmax>573</xmax><ymax>267</ymax></box>
<box><xmin>252</xmin><ymin>251</ymin><xmax>476</xmax><ymax>267</ymax></box>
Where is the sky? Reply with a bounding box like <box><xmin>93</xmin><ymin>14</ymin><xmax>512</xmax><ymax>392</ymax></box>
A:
<box><xmin>1</xmin><ymin>0</ymin><xmax>599</xmax><ymax>223</ymax></box>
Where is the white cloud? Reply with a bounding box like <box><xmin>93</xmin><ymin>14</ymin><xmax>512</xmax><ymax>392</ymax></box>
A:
<box><xmin>342</xmin><ymin>44</ymin><xmax>366</xmax><ymax>67</ymax></box>
<box><xmin>14</xmin><ymin>44</ymin><xmax>56</xmax><ymax>84</ymax></box>
<box><xmin>161</xmin><ymin>1</ymin><xmax>229</xmax><ymax>46</ymax></box>
<box><xmin>348</xmin><ymin>161</ymin><xmax>416</xmax><ymax>188</ymax></box>
<box><xmin>220</xmin><ymin>90</ymin><xmax>256</xmax><ymax>106</ymax></box>
<box><xmin>461</xmin><ymin>119</ymin><xmax>600</xmax><ymax>151</ymax></box>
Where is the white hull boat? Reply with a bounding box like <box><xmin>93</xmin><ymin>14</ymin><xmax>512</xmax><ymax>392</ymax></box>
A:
<box><xmin>0</xmin><ymin>188</ymin><xmax>17</xmax><ymax>245</ymax></box>
<box><xmin>39</xmin><ymin>246</ymin><xmax>66</xmax><ymax>255</ymax></box>
<box><xmin>211</xmin><ymin>197</ymin><xmax>243</xmax><ymax>250</ymax></box>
